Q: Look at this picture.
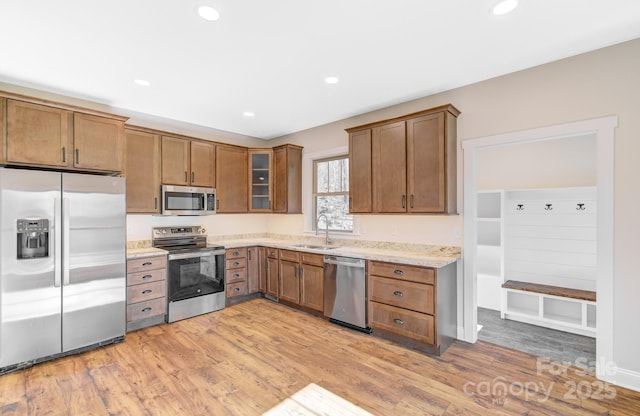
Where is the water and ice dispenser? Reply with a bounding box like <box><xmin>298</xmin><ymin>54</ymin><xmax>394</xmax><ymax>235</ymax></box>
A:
<box><xmin>16</xmin><ymin>219</ymin><xmax>49</xmax><ymax>259</ymax></box>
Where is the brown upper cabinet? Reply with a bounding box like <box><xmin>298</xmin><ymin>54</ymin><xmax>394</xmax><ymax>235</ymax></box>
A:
<box><xmin>248</xmin><ymin>149</ymin><xmax>273</xmax><ymax>212</ymax></box>
<box><xmin>125</xmin><ymin>128</ymin><xmax>161</xmax><ymax>213</ymax></box>
<box><xmin>4</xmin><ymin>98</ymin><xmax>126</xmax><ymax>173</ymax></box>
<box><xmin>215</xmin><ymin>145</ymin><xmax>248</xmax><ymax>213</ymax></box>
<box><xmin>161</xmin><ymin>135</ymin><xmax>215</xmax><ymax>187</ymax></box>
<box><xmin>273</xmin><ymin>144</ymin><xmax>302</xmax><ymax>214</ymax></box>
<box><xmin>346</xmin><ymin>104</ymin><xmax>459</xmax><ymax>214</ymax></box>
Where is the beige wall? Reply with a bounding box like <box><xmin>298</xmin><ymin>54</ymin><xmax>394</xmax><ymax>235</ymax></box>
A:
<box><xmin>270</xmin><ymin>38</ymin><xmax>640</xmax><ymax>374</ymax></box>
<box><xmin>477</xmin><ymin>134</ymin><xmax>597</xmax><ymax>190</ymax></box>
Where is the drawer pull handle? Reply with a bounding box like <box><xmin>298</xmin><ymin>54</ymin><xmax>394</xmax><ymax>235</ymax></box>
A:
<box><xmin>234</xmin><ymin>287</ymin><xmax>240</xmax><ymax>292</ymax></box>
<box><xmin>393</xmin><ymin>291</ymin><xmax>404</xmax><ymax>297</ymax></box>
<box><xmin>394</xmin><ymin>318</ymin><xmax>404</xmax><ymax>325</ymax></box>
<box><xmin>142</xmin><ymin>289</ymin><xmax>152</xmax><ymax>295</ymax></box>
<box><xmin>393</xmin><ymin>269</ymin><xmax>404</xmax><ymax>275</ymax></box>
<box><xmin>142</xmin><ymin>262</ymin><xmax>152</xmax><ymax>266</ymax></box>
<box><xmin>233</xmin><ymin>251</ymin><xmax>239</xmax><ymax>256</ymax></box>
<box><xmin>233</xmin><ymin>273</ymin><xmax>240</xmax><ymax>278</ymax></box>
<box><xmin>141</xmin><ymin>307</ymin><xmax>152</xmax><ymax>313</ymax></box>
<box><xmin>233</xmin><ymin>261</ymin><xmax>240</xmax><ymax>266</ymax></box>
<box><xmin>142</xmin><ymin>274</ymin><xmax>153</xmax><ymax>280</ymax></box>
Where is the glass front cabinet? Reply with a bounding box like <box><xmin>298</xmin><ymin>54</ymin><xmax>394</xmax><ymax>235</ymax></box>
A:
<box><xmin>248</xmin><ymin>149</ymin><xmax>273</xmax><ymax>212</ymax></box>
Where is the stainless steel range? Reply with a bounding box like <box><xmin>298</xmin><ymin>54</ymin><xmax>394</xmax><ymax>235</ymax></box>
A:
<box><xmin>152</xmin><ymin>226</ymin><xmax>225</xmax><ymax>323</ymax></box>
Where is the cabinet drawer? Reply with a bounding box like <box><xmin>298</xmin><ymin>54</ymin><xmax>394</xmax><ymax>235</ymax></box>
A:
<box><xmin>226</xmin><ymin>281</ymin><xmax>248</xmax><ymax>298</ymax></box>
<box><xmin>369</xmin><ymin>276</ymin><xmax>434</xmax><ymax>314</ymax></box>
<box><xmin>127</xmin><ymin>268</ymin><xmax>166</xmax><ymax>286</ymax></box>
<box><xmin>369</xmin><ymin>301</ymin><xmax>434</xmax><ymax>345</ymax></box>
<box><xmin>279</xmin><ymin>249</ymin><xmax>300</xmax><ymax>262</ymax></box>
<box><xmin>226</xmin><ymin>247</ymin><xmax>247</xmax><ymax>260</ymax></box>
<box><xmin>127</xmin><ymin>297</ymin><xmax>166</xmax><ymax>322</ymax></box>
<box><xmin>127</xmin><ymin>281</ymin><xmax>166</xmax><ymax>304</ymax></box>
<box><xmin>265</xmin><ymin>248</ymin><xmax>279</xmax><ymax>259</ymax></box>
<box><xmin>301</xmin><ymin>252</ymin><xmax>324</xmax><ymax>267</ymax></box>
<box><xmin>226</xmin><ymin>258</ymin><xmax>247</xmax><ymax>270</ymax></box>
<box><xmin>127</xmin><ymin>255</ymin><xmax>167</xmax><ymax>273</ymax></box>
<box><xmin>226</xmin><ymin>267</ymin><xmax>247</xmax><ymax>284</ymax></box>
<box><xmin>369</xmin><ymin>261</ymin><xmax>434</xmax><ymax>285</ymax></box>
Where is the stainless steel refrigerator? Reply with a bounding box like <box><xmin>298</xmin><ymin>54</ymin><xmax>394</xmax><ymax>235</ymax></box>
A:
<box><xmin>0</xmin><ymin>167</ymin><xmax>126</xmax><ymax>373</ymax></box>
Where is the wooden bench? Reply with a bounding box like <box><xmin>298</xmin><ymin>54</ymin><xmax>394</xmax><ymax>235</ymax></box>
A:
<box><xmin>500</xmin><ymin>280</ymin><xmax>596</xmax><ymax>337</ymax></box>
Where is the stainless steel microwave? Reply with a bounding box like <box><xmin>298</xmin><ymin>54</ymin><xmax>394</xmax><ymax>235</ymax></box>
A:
<box><xmin>161</xmin><ymin>185</ymin><xmax>216</xmax><ymax>216</ymax></box>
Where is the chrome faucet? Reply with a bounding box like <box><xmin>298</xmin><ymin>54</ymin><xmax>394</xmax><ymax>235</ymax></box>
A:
<box><xmin>316</xmin><ymin>214</ymin><xmax>331</xmax><ymax>246</ymax></box>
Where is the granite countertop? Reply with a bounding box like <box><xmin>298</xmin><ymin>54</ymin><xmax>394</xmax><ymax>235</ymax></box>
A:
<box><xmin>126</xmin><ymin>247</ymin><xmax>168</xmax><ymax>259</ymax></box>
<box><xmin>126</xmin><ymin>236</ymin><xmax>460</xmax><ymax>268</ymax></box>
<box><xmin>211</xmin><ymin>238</ymin><xmax>460</xmax><ymax>269</ymax></box>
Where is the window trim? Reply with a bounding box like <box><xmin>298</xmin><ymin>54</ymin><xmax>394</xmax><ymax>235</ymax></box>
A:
<box><xmin>312</xmin><ymin>154</ymin><xmax>352</xmax><ymax>232</ymax></box>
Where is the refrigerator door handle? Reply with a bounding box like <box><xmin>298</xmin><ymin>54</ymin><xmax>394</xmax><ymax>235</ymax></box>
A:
<box><xmin>63</xmin><ymin>197</ymin><xmax>70</xmax><ymax>286</ymax></box>
<box><xmin>54</xmin><ymin>197</ymin><xmax>62</xmax><ymax>287</ymax></box>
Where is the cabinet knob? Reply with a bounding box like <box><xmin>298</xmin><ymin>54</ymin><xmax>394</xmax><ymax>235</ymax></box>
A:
<box><xmin>233</xmin><ymin>261</ymin><xmax>240</xmax><ymax>267</ymax></box>
<box><xmin>234</xmin><ymin>287</ymin><xmax>240</xmax><ymax>292</ymax></box>
<box><xmin>142</xmin><ymin>262</ymin><xmax>152</xmax><ymax>266</ymax></box>
<box><xmin>142</xmin><ymin>274</ymin><xmax>152</xmax><ymax>280</ymax></box>
<box><xmin>394</xmin><ymin>318</ymin><xmax>404</xmax><ymax>325</ymax></box>
<box><xmin>393</xmin><ymin>290</ymin><xmax>404</xmax><ymax>297</ymax></box>
<box><xmin>142</xmin><ymin>289</ymin><xmax>152</xmax><ymax>295</ymax></box>
<box><xmin>393</xmin><ymin>269</ymin><xmax>404</xmax><ymax>275</ymax></box>
<box><xmin>233</xmin><ymin>251</ymin><xmax>239</xmax><ymax>256</ymax></box>
<box><xmin>141</xmin><ymin>307</ymin><xmax>152</xmax><ymax>313</ymax></box>
<box><xmin>233</xmin><ymin>273</ymin><xmax>240</xmax><ymax>278</ymax></box>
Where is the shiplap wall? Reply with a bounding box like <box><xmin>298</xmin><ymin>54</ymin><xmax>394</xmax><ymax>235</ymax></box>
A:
<box><xmin>504</xmin><ymin>187</ymin><xmax>597</xmax><ymax>291</ymax></box>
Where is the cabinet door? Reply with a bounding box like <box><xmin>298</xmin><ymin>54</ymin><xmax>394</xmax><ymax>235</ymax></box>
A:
<box><xmin>190</xmin><ymin>141</ymin><xmax>215</xmax><ymax>187</ymax></box>
<box><xmin>161</xmin><ymin>136</ymin><xmax>190</xmax><ymax>185</ymax></box>
<box><xmin>125</xmin><ymin>129</ymin><xmax>161</xmax><ymax>213</ymax></box>
<box><xmin>73</xmin><ymin>113</ymin><xmax>124</xmax><ymax>172</ymax></box>
<box><xmin>300</xmin><ymin>263</ymin><xmax>324</xmax><ymax>312</ymax></box>
<box><xmin>372</xmin><ymin>121</ymin><xmax>407</xmax><ymax>213</ymax></box>
<box><xmin>273</xmin><ymin>145</ymin><xmax>302</xmax><ymax>214</ymax></box>
<box><xmin>279</xmin><ymin>260</ymin><xmax>300</xmax><ymax>304</ymax></box>
<box><xmin>247</xmin><ymin>246</ymin><xmax>260</xmax><ymax>294</ymax></box>
<box><xmin>215</xmin><ymin>145</ymin><xmax>248</xmax><ymax>213</ymax></box>
<box><xmin>407</xmin><ymin>113</ymin><xmax>446</xmax><ymax>213</ymax></box>
<box><xmin>6</xmin><ymin>100</ymin><xmax>72</xmax><ymax>167</ymax></box>
<box><xmin>266</xmin><ymin>257</ymin><xmax>279</xmax><ymax>297</ymax></box>
<box><xmin>348</xmin><ymin>129</ymin><xmax>372</xmax><ymax>213</ymax></box>
<box><xmin>248</xmin><ymin>149</ymin><xmax>273</xmax><ymax>212</ymax></box>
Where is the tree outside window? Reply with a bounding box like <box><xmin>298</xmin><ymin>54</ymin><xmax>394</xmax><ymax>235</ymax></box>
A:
<box><xmin>313</xmin><ymin>156</ymin><xmax>352</xmax><ymax>232</ymax></box>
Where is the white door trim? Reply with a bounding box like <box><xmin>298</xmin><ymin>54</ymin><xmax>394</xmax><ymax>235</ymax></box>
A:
<box><xmin>461</xmin><ymin>116</ymin><xmax>617</xmax><ymax>381</ymax></box>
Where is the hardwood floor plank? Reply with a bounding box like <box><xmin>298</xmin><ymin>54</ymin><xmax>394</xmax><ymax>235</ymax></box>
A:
<box><xmin>1</xmin><ymin>298</ymin><xmax>639</xmax><ymax>415</ymax></box>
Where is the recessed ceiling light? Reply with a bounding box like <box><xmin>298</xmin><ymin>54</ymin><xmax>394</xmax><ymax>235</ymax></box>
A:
<box><xmin>198</xmin><ymin>5</ymin><xmax>220</xmax><ymax>21</ymax></box>
<box><xmin>134</xmin><ymin>79</ymin><xmax>151</xmax><ymax>87</ymax></box>
<box><xmin>324</xmin><ymin>76</ymin><xmax>339</xmax><ymax>84</ymax></box>
<box><xmin>491</xmin><ymin>0</ymin><xmax>518</xmax><ymax>15</ymax></box>
<box><xmin>243</xmin><ymin>111</ymin><xmax>255</xmax><ymax>118</ymax></box>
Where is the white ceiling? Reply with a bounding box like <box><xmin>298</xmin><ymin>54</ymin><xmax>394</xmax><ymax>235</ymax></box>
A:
<box><xmin>1</xmin><ymin>1</ymin><xmax>639</xmax><ymax>140</ymax></box>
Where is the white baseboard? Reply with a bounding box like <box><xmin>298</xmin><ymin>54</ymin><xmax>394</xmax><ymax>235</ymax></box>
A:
<box><xmin>601</xmin><ymin>366</ymin><xmax>640</xmax><ymax>393</ymax></box>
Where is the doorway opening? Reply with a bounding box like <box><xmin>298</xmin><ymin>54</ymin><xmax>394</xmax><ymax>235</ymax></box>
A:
<box><xmin>461</xmin><ymin>116</ymin><xmax>616</xmax><ymax>381</ymax></box>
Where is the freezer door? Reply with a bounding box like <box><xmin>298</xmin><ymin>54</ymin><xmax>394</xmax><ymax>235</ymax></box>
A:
<box><xmin>62</xmin><ymin>173</ymin><xmax>126</xmax><ymax>352</ymax></box>
<box><xmin>0</xmin><ymin>168</ymin><xmax>62</xmax><ymax>369</ymax></box>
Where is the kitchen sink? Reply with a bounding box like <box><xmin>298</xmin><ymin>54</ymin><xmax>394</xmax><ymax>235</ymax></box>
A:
<box><xmin>292</xmin><ymin>244</ymin><xmax>340</xmax><ymax>251</ymax></box>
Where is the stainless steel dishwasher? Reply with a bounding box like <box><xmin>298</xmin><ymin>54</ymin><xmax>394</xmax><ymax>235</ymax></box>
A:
<box><xmin>323</xmin><ymin>255</ymin><xmax>371</xmax><ymax>333</ymax></box>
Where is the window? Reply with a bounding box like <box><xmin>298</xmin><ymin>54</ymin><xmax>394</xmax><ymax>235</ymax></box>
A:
<box><xmin>313</xmin><ymin>155</ymin><xmax>352</xmax><ymax>232</ymax></box>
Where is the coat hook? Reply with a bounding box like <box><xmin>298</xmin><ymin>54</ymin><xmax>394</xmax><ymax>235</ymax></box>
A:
<box><xmin>545</xmin><ymin>203</ymin><xmax>553</xmax><ymax>211</ymax></box>
<box><xmin>577</xmin><ymin>203</ymin><xmax>585</xmax><ymax>211</ymax></box>
<box><xmin>516</xmin><ymin>204</ymin><xmax>524</xmax><ymax>211</ymax></box>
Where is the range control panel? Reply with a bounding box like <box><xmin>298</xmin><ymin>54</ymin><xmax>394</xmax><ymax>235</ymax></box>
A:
<box><xmin>152</xmin><ymin>226</ymin><xmax>207</xmax><ymax>238</ymax></box>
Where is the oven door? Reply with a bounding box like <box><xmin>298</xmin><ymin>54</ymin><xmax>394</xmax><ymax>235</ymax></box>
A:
<box><xmin>167</xmin><ymin>250</ymin><xmax>225</xmax><ymax>302</ymax></box>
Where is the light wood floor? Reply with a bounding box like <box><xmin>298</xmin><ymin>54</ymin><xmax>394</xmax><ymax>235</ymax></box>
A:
<box><xmin>2</xmin><ymin>298</ymin><xmax>640</xmax><ymax>415</ymax></box>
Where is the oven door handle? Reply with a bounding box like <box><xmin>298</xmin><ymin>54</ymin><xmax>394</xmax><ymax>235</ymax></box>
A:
<box><xmin>168</xmin><ymin>250</ymin><xmax>224</xmax><ymax>260</ymax></box>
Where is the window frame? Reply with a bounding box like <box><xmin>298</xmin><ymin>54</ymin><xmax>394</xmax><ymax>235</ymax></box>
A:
<box><xmin>312</xmin><ymin>154</ymin><xmax>352</xmax><ymax>233</ymax></box>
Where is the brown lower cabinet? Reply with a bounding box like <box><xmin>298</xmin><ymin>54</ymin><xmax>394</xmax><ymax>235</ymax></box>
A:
<box><xmin>277</xmin><ymin>249</ymin><xmax>324</xmax><ymax>313</ymax></box>
<box><xmin>367</xmin><ymin>260</ymin><xmax>457</xmax><ymax>355</ymax></box>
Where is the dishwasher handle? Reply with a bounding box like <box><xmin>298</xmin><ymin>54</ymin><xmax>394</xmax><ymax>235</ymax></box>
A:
<box><xmin>324</xmin><ymin>256</ymin><xmax>365</xmax><ymax>268</ymax></box>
